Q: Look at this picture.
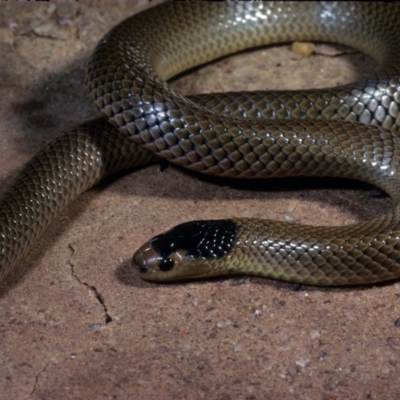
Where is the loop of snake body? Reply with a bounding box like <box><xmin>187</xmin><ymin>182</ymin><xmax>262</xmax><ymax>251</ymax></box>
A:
<box><xmin>2</xmin><ymin>2</ymin><xmax>400</xmax><ymax>286</ymax></box>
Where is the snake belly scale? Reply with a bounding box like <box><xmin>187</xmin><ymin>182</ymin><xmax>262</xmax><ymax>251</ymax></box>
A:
<box><xmin>1</xmin><ymin>2</ymin><xmax>400</xmax><ymax>286</ymax></box>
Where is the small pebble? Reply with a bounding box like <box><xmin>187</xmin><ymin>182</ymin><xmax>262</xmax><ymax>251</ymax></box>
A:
<box><xmin>292</xmin><ymin>41</ymin><xmax>316</xmax><ymax>57</ymax></box>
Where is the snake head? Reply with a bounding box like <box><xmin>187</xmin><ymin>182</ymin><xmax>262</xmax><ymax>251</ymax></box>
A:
<box><xmin>131</xmin><ymin>220</ymin><xmax>237</xmax><ymax>281</ymax></box>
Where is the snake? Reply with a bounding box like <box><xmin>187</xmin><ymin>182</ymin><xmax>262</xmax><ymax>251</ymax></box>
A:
<box><xmin>1</xmin><ymin>2</ymin><xmax>400</xmax><ymax>287</ymax></box>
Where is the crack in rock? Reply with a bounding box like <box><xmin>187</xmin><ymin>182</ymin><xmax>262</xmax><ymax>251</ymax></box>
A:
<box><xmin>30</xmin><ymin>362</ymin><xmax>49</xmax><ymax>397</ymax></box>
<box><xmin>68</xmin><ymin>245</ymin><xmax>112</xmax><ymax>325</ymax></box>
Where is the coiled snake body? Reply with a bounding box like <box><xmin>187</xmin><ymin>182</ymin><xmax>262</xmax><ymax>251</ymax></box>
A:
<box><xmin>2</xmin><ymin>2</ymin><xmax>400</xmax><ymax>286</ymax></box>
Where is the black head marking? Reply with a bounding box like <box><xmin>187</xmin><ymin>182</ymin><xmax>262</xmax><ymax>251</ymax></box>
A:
<box><xmin>151</xmin><ymin>220</ymin><xmax>237</xmax><ymax>263</ymax></box>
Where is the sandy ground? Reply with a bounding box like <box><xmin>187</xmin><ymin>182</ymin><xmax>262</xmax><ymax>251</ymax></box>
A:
<box><xmin>1</xmin><ymin>2</ymin><xmax>400</xmax><ymax>399</ymax></box>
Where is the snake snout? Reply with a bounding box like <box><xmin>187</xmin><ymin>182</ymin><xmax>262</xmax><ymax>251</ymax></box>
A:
<box><xmin>132</xmin><ymin>232</ymin><xmax>200</xmax><ymax>281</ymax></box>
<box><xmin>131</xmin><ymin>235</ymin><xmax>186</xmax><ymax>281</ymax></box>
<box><xmin>131</xmin><ymin>241</ymin><xmax>165</xmax><ymax>278</ymax></box>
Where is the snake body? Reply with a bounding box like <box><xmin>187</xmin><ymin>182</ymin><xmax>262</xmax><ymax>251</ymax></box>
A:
<box><xmin>2</xmin><ymin>2</ymin><xmax>400</xmax><ymax>286</ymax></box>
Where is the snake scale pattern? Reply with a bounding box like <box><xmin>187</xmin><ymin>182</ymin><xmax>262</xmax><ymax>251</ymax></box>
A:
<box><xmin>2</xmin><ymin>2</ymin><xmax>400</xmax><ymax>286</ymax></box>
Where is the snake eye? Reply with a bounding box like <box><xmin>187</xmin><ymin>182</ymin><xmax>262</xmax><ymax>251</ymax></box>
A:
<box><xmin>159</xmin><ymin>257</ymin><xmax>174</xmax><ymax>271</ymax></box>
